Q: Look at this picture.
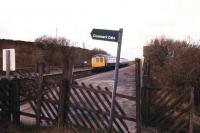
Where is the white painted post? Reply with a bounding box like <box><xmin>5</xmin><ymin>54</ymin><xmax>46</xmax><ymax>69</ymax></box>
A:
<box><xmin>6</xmin><ymin>50</ymin><xmax>11</xmax><ymax>79</ymax></box>
<box><xmin>3</xmin><ymin>49</ymin><xmax>15</xmax><ymax>76</ymax></box>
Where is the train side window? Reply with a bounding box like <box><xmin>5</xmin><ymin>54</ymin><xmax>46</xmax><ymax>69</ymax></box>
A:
<box><xmin>100</xmin><ymin>57</ymin><xmax>103</xmax><ymax>62</ymax></box>
<box><xmin>96</xmin><ymin>58</ymin><xmax>99</xmax><ymax>62</ymax></box>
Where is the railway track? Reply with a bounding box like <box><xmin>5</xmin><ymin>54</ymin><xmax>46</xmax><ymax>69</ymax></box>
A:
<box><xmin>73</xmin><ymin>68</ymin><xmax>92</xmax><ymax>79</ymax></box>
<box><xmin>0</xmin><ymin>64</ymin><xmax>132</xmax><ymax>79</ymax></box>
<box><xmin>43</xmin><ymin>67</ymin><xmax>93</xmax><ymax>79</ymax></box>
<box><xmin>0</xmin><ymin>66</ymin><xmax>93</xmax><ymax>79</ymax></box>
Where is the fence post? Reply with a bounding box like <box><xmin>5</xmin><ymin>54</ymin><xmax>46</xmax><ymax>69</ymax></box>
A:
<box><xmin>6</xmin><ymin>50</ymin><xmax>11</xmax><ymax>79</ymax></box>
<box><xmin>58</xmin><ymin>58</ymin><xmax>72</xmax><ymax>128</ymax></box>
<box><xmin>189</xmin><ymin>87</ymin><xmax>194</xmax><ymax>133</ymax></box>
<box><xmin>12</xmin><ymin>78</ymin><xmax>20</xmax><ymax>125</ymax></box>
<box><xmin>58</xmin><ymin>79</ymin><xmax>70</xmax><ymax>128</ymax></box>
<box><xmin>142</xmin><ymin>60</ymin><xmax>150</xmax><ymax>125</ymax></box>
<box><xmin>135</xmin><ymin>58</ymin><xmax>141</xmax><ymax>133</ymax></box>
<box><xmin>36</xmin><ymin>63</ymin><xmax>44</xmax><ymax>126</ymax></box>
<box><xmin>7</xmin><ymin>79</ymin><xmax>12</xmax><ymax>123</ymax></box>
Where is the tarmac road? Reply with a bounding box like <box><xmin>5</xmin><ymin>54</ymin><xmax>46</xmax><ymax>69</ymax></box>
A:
<box><xmin>19</xmin><ymin>65</ymin><xmax>156</xmax><ymax>132</ymax></box>
<box><xmin>76</xmin><ymin>65</ymin><xmax>156</xmax><ymax>133</ymax></box>
<box><xmin>76</xmin><ymin>65</ymin><xmax>136</xmax><ymax>96</ymax></box>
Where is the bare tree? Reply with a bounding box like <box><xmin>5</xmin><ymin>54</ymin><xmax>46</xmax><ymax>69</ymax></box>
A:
<box><xmin>91</xmin><ymin>48</ymin><xmax>109</xmax><ymax>56</ymax></box>
<box><xmin>35</xmin><ymin>35</ymin><xmax>69</xmax><ymax>63</ymax></box>
<box><xmin>35</xmin><ymin>35</ymin><xmax>75</xmax><ymax>78</ymax></box>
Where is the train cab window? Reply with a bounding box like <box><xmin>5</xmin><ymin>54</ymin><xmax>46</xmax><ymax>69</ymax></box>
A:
<box><xmin>96</xmin><ymin>58</ymin><xmax>99</xmax><ymax>63</ymax></box>
<box><xmin>92</xmin><ymin>58</ymin><xmax>95</xmax><ymax>62</ymax></box>
<box><xmin>100</xmin><ymin>57</ymin><xmax>103</xmax><ymax>62</ymax></box>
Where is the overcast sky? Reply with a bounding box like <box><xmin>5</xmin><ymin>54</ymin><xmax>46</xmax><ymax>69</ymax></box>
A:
<box><xmin>1</xmin><ymin>0</ymin><xmax>200</xmax><ymax>60</ymax></box>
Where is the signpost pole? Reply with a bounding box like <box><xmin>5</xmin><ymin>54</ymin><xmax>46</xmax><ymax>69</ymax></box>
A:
<box><xmin>108</xmin><ymin>28</ymin><xmax>123</xmax><ymax>132</ymax></box>
<box><xmin>90</xmin><ymin>28</ymin><xmax>123</xmax><ymax>132</ymax></box>
<box><xmin>6</xmin><ymin>50</ymin><xmax>10</xmax><ymax>79</ymax></box>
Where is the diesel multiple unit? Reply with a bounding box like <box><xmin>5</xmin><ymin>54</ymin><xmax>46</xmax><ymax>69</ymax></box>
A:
<box><xmin>91</xmin><ymin>54</ymin><xmax>128</xmax><ymax>70</ymax></box>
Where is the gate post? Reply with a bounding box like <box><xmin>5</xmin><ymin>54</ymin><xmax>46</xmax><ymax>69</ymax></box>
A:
<box><xmin>135</xmin><ymin>58</ymin><xmax>141</xmax><ymax>133</ymax></box>
<box><xmin>189</xmin><ymin>87</ymin><xmax>194</xmax><ymax>133</ymax></box>
<box><xmin>142</xmin><ymin>60</ymin><xmax>150</xmax><ymax>125</ymax></box>
<box><xmin>12</xmin><ymin>78</ymin><xmax>20</xmax><ymax>125</ymax></box>
<box><xmin>7</xmin><ymin>79</ymin><xmax>12</xmax><ymax>123</ymax></box>
<box><xmin>36</xmin><ymin>63</ymin><xmax>44</xmax><ymax>126</ymax></box>
<box><xmin>58</xmin><ymin>58</ymin><xmax>73</xmax><ymax>128</ymax></box>
<box><xmin>58</xmin><ymin>79</ymin><xmax>70</xmax><ymax>128</ymax></box>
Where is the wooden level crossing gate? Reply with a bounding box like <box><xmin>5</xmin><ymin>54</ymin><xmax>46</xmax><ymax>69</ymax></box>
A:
<box><xmin>19</xmin><ymin>74</ymin><xmax>62</xmax><ymax>126</ymax></box>
<box><xmin>68</xmin><ymin>82</ymin><xmax>138</xmax><ymax>132</ymax></box>
<box><xmin>0</xmin><ymin>78</ymin><xmax>19</xmax><ymax>124</ymax></box>
<box><xmin>0</xmin><ymin>63</ymin><xmax>141</xmax><ymax>133</ymax></box>
<box><xmin>140</xmin><ymin>59</ymin><xmax>200</xmax><ymax>132</ymax></box>
<box><xmin>0</xmin><ymin>79</ymin><xmax>14</xmax><ymax>122</ymax></box>
<box><xmin>19</xmin><ymin>76</ymin><xmax>140</xmax><ymax>132</ymax></box>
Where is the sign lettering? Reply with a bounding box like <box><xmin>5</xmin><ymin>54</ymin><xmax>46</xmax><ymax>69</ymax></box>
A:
<box><xmin>90</xmin><ymin>29</ymin><xmax>119</xmax><ymax>42</ymax></box>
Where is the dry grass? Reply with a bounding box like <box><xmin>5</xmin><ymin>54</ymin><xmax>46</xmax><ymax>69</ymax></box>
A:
<box><xmin>0</xmin><ymin>123</ymin><xmax>76</xmax><ymax>133</ymax></box>
<box><xmin>0</xmin><ymin>122</ymin><xmax>105</xmax><ymax>133</ymax></box>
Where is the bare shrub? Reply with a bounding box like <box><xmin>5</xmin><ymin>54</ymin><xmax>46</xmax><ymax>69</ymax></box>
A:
<box><xmin>91</xmin><ymin>48</ymin><xmax>109</xmax><ymax>56</ymax></box>
<box><xmin>144</xmin><ymin>38</ymin><xmax>200</xmax><ymax>88</ymax></box>
<box><xmin>35</xmin><ymin>35</ymin><xmax>71</xmax><ymax>64</ymax></box>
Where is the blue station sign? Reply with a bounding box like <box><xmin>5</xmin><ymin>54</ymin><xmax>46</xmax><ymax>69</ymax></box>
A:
<box><xmin>90</xmin><ymin>29</ymin><xmax>119</xmax><ymax>42</ymax></box>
